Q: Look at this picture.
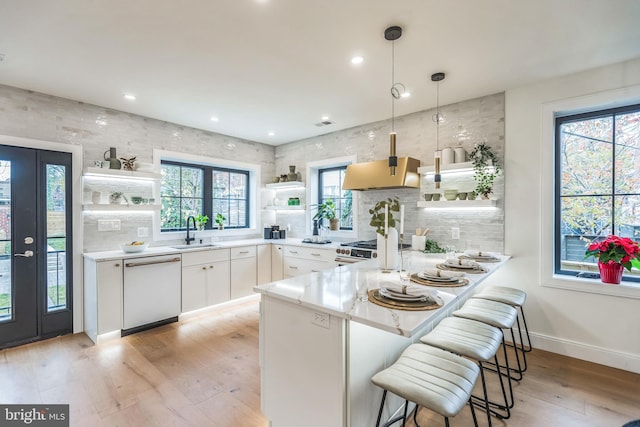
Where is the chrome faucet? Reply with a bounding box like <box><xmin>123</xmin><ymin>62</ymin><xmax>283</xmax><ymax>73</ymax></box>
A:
<box><xmin>185</xmin><ymin>215</ymin><xmax>196</xmax><ymax>245</ymax></box>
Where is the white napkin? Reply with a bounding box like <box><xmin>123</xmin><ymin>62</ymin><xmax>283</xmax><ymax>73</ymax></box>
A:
<box><xmin>420</xmin><ymin>268</ymin><xmax>465</xmax><ymax>278</ymax></box>
<box><xmin>381</xmin><ymin>281</ymin><xmax>436</xmax><ymax>298</ymax></box>
<box><xmin>463</xmin><ymin>250</ymin><xmax>496</xmax><ymax>258</ymax></box>
<box><xmin>445</xmin><ymin>258</ymin><xmax>481</xmax><ymax>268</ymax></box>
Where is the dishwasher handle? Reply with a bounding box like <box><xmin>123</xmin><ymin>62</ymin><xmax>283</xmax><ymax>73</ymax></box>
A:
<box><xmin>125</xmin><ymin>257</ymin><xmax>181</xmax><ymax>268</ymax></box>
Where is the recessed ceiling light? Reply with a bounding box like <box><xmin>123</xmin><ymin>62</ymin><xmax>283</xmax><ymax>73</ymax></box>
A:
<box><xmin>321</xmin><ymin>116</ymin><xmax>330</xmax><ymax>121</ymax></box>
<box><xmin>400</xmin><ymin>92</ymin><xmax>411</xmax><ymax>98</ymax></box>
<box><xmin>210</xmin><ymin>116</ymin><xmax>219</xmax><ymax>122</ymax></box>
<box><xmin>351</xmin><ymin>56</ymin><xmax>364</xmax><ymax>65</ymax></box>
<box><xmin>123</xmin><ymin>93</ymin><xmax>136</xmax><ymax>101</ymax></box>
<box><xmin>268</xmin><ymin>131</ymin><xmax>275</xmax><ymax>136</ymax></box>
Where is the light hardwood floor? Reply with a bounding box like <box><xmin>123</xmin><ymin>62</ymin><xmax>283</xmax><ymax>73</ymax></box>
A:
<box><xmin>1</xmin><ymin>298</ymin><xmax>639</xmax><ymax>426</ymax></box>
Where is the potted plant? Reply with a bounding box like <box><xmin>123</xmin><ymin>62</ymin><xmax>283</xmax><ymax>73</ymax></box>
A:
<box><xmin>585</xmin><ymin>235</ymin><xmax>640</xmax><ymax>284</ymax></box>
<box><xmin>369</xmin><ymin>198</ymin><xmax>400</xmax><ymax>236</ymax></box>
<box><xmin>194</xmin><ymin>214</ymin><xmax>208</xmax><ymax>231</ymax></box>
<box><xmin>469</xmin><ymin>143</ymin><xmax>502</xmax><ymax>199</ymax></box>
<box><xmin>215</xmin><ymin>213</ymin><xmax>226</xmax><ymax>230</ymax></box>
<box><xmin>313</xmin><ymin>198</ymin><xmax>339</xmax><ymax>230</ymax></box>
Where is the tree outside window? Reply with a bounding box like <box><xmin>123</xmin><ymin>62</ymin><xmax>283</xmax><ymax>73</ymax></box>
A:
<box><xmin>556</xmin><ymin>104</ymin><xmax>640</xmax><ymax>279</ymax></box>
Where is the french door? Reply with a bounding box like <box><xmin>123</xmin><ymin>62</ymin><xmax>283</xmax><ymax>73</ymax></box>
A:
<box><xmin>0</xmin><ymin>145</ymin><xmax>73</xmax><ymax>348</ymax></box>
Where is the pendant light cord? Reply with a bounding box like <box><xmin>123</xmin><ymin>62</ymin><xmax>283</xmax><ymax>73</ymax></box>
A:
<box><xmin>435</xmin><ymin>79</ymin><xmax>440</xmax><ymax>151</ymax></box>
<box><xmin>391</xmin><ymin>39</ymin><xmax>395</xmax><ymax>133</ymax></box>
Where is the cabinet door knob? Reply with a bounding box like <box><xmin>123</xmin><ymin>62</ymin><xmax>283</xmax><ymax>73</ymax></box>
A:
<box><xmin>209</xmin><ymin>265</ymin><xmax>214</xmax><ymax>269</ymax></box>
<box><xmin>202</xmin><ymin>266</ymin><xmax>207</xmax><ymax>270</ymax></box>
<box><xmin>115</xmin><ymin>263</ymin><xmax>120</xmax><ymax>267</ymax></box>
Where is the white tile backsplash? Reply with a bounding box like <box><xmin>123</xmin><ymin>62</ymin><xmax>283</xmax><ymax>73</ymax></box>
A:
<box><xmin>0</xmin><ymin>83</ymin><xmax>504</xmax><ymax>252</ymax></box>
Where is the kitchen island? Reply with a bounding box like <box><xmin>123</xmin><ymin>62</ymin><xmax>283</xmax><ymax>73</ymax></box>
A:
<box><xmin>255</xmin><ymin>251</ymin><xmax>509</xmax><ymax>427</ymax></box>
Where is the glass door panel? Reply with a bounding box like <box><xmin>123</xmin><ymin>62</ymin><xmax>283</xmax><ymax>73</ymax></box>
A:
<box><xmin>0</xmin><ymin>160</ymin><xmax>11</xmax><ymax>322</ymax></box>
<box><xmin>46</xmin><ymin>164</ymin><xmax>67</xmax><ymax>312</ymax></box>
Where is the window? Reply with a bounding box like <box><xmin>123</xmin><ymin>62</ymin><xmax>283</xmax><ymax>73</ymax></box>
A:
<box><xmin>161</xmin><ymin>160</ymin><xmax>250</xmax><ymax>231</ymax></box>
<box><xmin>555</xmin><ymin>103</ymin><xmax>640</xmax><ymax>281</ymax></box>
<box><xmin>318</xmin><ymin>166</ymin><xmax>352</xmax><ymax>230</ymax></box>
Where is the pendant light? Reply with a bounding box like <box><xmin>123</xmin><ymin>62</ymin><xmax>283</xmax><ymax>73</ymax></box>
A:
<box><xmin>431</xmin><ymin>72</ymin><xmax>445</xmax><ymax>188</ymax></box>
<box><xmin>385</xmin><ymin>26</ymin><xmax>404</xmax><ymax>176</ymax></box>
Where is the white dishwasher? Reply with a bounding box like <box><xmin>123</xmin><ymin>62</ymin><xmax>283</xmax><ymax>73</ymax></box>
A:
<box><xmin>122</xmin><ymin>254</ymin><xmax>182</xmax><ymax>334</ymax></box>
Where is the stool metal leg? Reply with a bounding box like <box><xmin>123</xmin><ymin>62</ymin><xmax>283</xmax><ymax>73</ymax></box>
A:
<box><xmin>376</xmin><ymin>390</ymin><xmax>387</xmax><ymax>427</ymax></box>
<box><xmin>519</xmin><ymin>306</ymin><xmax>532</xmax><ymax>352</ymax></box>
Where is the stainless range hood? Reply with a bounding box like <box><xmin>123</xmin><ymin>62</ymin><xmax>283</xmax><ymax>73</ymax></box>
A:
<box><xmin>342</xmin><ymin>157</ymin><xmax>420</xmax><ymax>191</ymax></box>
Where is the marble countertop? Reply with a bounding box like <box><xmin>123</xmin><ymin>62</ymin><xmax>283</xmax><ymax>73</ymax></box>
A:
<box><xmin>83</xmin><ymin>237</ymin><xmax>341</xmax><ymax>261</ymax></box>
<box><xmin>254</xmin><ymin>251</ymin><xmax>510</xmax><ymax>337</ymax></box>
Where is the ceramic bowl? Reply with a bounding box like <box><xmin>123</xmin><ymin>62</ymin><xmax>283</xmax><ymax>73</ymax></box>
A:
<box><xmin>120</xmin><ymin>242</ymin><xmax>148</xmax><ymax>253</ymax></box>
<box><xmin>432</xmin><ymin>193</ymin><xmax>441</xmax><ymax>201</ymax></box>
<box><xmin>130</xmin><ymin>196</ymin><xmax>143</xmax><ymax>204</ymax></box>
<box><xmin>444</xmin><ymin>190</ymin><xmax>458</xmax><ymax>201</ymax></box>
<box><xmin>423</xmin><ymin>193</ymin><xmax>433</xmax><ymax>201</ymax></box>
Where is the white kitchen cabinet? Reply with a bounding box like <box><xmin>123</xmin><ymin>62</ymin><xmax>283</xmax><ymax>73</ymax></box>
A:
<box><xmin>282</xmin><ymin>245</ymin><xmax>335</xmax><ymax>278</ymax></box>
<box><xmin>181</xmin><ymin>249</ymin><xmax>230</xmax><ymax>312</ymax></box>
<box><xmin>83</xmin><ymin>258</ymin><xmax>123</xmax><ymax>343</ymax></box>
<box><xmin>257</xmin><ymin>244</ymin><xmax>272</xmax><ymax>285</ymax></box>
<box><xmin>271</xmin><ymin>244</ymin><xmax>284</xmax><ymax>281</ymax></box>
<box><xmin>230</xmin><ymin>245</ymin><xmax>257</xmax><ymax>299</ymax></box>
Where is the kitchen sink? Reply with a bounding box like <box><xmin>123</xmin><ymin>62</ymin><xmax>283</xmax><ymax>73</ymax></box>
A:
<box><xmin>170</xmin><ymin>243</ymin><xmax>218</xmax><ymax>250</ymax></box>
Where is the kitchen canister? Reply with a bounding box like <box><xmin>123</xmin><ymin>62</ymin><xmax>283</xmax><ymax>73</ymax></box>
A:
<box><xmin>454</xmin><ymin>147</ymin><xmax>467</xmax><ymax>163</ymax></box>
<box><xmin>441</xmin><ymin>147</ymin><xmax>454</xmax><ymax>164</ymax></box>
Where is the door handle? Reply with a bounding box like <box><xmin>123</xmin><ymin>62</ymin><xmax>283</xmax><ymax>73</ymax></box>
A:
<box><xmin>14</xmin><ymin>250</ymin><xmax>34</xmax><ymax>257</ymax></box>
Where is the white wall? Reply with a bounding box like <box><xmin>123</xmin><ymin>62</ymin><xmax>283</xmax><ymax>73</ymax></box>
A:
<box><xmin>498</xmin><ymin>57</ymin><xmax>640</xmax><ymax>373</ymax></box>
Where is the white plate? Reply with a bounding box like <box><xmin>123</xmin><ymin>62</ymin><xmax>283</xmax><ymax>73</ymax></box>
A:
<box><xmin>444</xmin><ymin>262</ymin><xmax>478</xmax><ymax>270</ymax></box>
<box><xmin>379</xmin><ymin>288</ymin><xmax>431</xmax><ymax>302</ymax></box>
<box><xmin>417</xmin><ymin>272</ymin><xmax>460</xmax><ymax>282</ymax></box>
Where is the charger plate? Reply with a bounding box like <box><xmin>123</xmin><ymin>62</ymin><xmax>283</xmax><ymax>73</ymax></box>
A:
<box><xmin>410</xmin><ymin>274</ymin><xmax>470</xmax><ymax>287</ymax></box>
<box><xmin>436</xmin><ymin>263</ymin><xmax>487</xmax><ymax>274</ymax></box>
<box><xmin>368</xmin><ymin>289</ymin><xmax>441</xmax><ymax>311</ymax></box>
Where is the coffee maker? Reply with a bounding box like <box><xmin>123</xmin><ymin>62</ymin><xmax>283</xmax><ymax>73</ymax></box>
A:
<box><xmin>264</xmin><ymin>225</ymin><xmax>286</xmax><ymax>239</ymax></box>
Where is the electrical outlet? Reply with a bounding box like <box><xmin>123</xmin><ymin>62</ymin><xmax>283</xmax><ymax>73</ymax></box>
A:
<box><xmin>137</xmin><ymin>227</ymin><xmax>149</xmax><ymax>237</ymax></box>
<box><xmin>312</xmin><ymin>312</ymin><xmax>330</xmax><ymax>329</ymax></box>
<box><xmin>98</xmin><ymin>219</ymin><xmax>121</xmax><ymax>231</ymax></box>
<box><xmin>451</xmin><ymin>227</ymin><xmax>460</xmax><ymax>240</ymax></box>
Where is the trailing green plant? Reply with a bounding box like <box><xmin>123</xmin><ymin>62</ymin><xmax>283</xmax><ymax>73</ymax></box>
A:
<box><xmin>215</xmin><ymin>213</ymin><xmax>226</xmax><ymax>227</ymax></box>
<box><xmin>470</xmin><ymin>143</ymin><xmax>501</xmax><ymax>198</ymax></box>
<box><xmin>369</xmin><ymin>198</ymin><xmax>400</xmax><ymax>236</ymax></box>
<box><xmin>194</xmin><ymin>214</ymin><xmax>208</xmax><ymax>228</ymax></box>
<box><xmin>423</xmin><ymin>239</ymin><xmax>446</xmax><ymax>253</ymax></box>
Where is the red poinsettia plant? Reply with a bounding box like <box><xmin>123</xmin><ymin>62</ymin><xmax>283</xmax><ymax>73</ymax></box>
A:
<box><xmin>585</xmin><ymin>235</ymin><xmax>640</xmax><ymax>272</ymax></box>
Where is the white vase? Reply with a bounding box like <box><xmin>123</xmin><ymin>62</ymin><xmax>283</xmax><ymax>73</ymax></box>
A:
<box><xmin>377</xmin><ymin>227</ymin><xmax>399</xmax><ymax>270</ymax></box>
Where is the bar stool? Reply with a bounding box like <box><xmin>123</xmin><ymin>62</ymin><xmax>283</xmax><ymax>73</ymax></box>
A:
<box><xmin>420</xmin><ymin>316</ymin><xmax>513</xmax><ymax>426</ymax></box>
<box><xmin>472</xmin><ymin>286</ymin><xmax>532</xmax><ymax>356</ymax></box>
<box><xmin>372</xmin><ymin>344</ymin><xmax>480</xmax><ymax>427</ymax></box>
<box><xmin>452</xmin><ymin>298</ymin><xmax>525</xmax><ymax>382</ymax></box>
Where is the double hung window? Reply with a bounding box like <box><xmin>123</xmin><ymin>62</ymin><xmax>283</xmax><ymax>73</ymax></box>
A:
<box><xmin>318</xmin><ymin>166</ymin><xmax>352</xmax><ymax>230</ymax></box>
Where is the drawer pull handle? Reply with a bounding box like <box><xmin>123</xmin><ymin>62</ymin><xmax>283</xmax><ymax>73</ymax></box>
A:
<box><xmin>238</xmin><ymin>251</ymin><xmax>250</xmax><ymax>254</ymax></box>
<box><xmin>289</xmin><ymin>250</ymin><xmax>298</xmax><ymax>254</ymax></box>
<box><xmin>289</xmin><ymin>266</ymin><xmax>298</xmax><ymax>269</ymax></box>
<box><xmin>311</xmin><ymin>253</ymin><xmax>321</xmax><ymax>256</ymax></box>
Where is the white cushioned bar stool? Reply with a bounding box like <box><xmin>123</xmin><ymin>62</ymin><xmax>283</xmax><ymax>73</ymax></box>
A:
<box><xmin>372</xmin><ymin>344</ymin><xmax>480</xmax><ymax>427</ymax></box>
<box><xmin>472</xmin><ymin>286</ymin><xmax>532</xmax><ymax>358</ymax></box>
<box><xmin>452</xmin><ymin>298</ymin><xmax>525</xmax><ymax>382</ymax></box>
<box><xmin>420</xmin><ymin>316</ymin><xmax>513</xmax><ymax>426</ymax></box>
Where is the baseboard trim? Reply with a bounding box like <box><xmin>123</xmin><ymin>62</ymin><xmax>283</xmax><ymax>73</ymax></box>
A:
<box><xmin>526</xmin><ymin>330</ymin><xmax>640</xmax><ymax>374</ymax></box>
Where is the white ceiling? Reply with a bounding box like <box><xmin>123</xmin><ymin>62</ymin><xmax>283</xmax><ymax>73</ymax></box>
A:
<box><xmin>1</xmin><ymin>1</ymin><xmax>639</xmax><ymax>145</ymax></box>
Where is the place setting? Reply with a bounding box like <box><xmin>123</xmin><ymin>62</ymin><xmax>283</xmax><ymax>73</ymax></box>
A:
<box><xmin>368</xmin><ymin>281</ymin><xmax>445</xmax><ymax>311</ymax></box>
<box><xmin>458</xmin><ymin>249</ymin><xmax>501</xmax><ymax>263</ymax></box>
<box><xmin>410</xmin><ymin>268</ymin><xmax>470</xmax><ymax>287</ymax></box>
<box><xmin>436</xmin><ymin>257</ymin><xmax>488</xmax><ymax>274</ymax></box>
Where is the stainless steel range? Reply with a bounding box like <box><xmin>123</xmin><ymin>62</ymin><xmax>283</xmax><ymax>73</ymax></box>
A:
<box><xmin>335</xmin><ymin>240</ymin><xmax>379</xmax><ymax>265</ymax></box>
<box><xmin>334</xmin><ymin>240</ymin><xmax>411</xmax><ymax>266</ymax></box>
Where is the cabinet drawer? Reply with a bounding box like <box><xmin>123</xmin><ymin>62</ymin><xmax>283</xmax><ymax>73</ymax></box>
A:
<box><xmin>284</xmin><ymin>258</ymin><xmax>333</xmax><ymax>277</ymax></box>
<box><xmin>283</xmin><ymin>245</ymin><xmax>335</xmax><ymax>262</ymax></box>
<box><xmin>230</xmin><ymin>245</ymin><xmax>256</xmax><ymax>259</ymax></box>
<box><xmin>182</xmin><ymin>248</ymin><xmax>230</xmax><ymax>267</ymax></box>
